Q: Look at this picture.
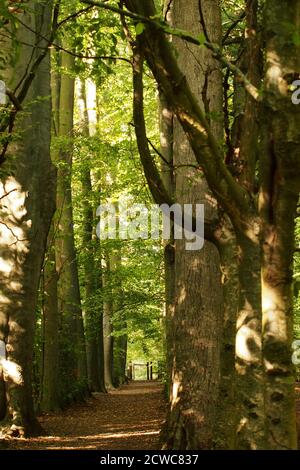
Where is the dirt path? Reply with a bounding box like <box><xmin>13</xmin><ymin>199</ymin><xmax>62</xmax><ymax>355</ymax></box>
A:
<box><xmin>4</xmin><ymin>381</ymin><xmax>166</xmax><ymax>450</ymax></box>
<box><xmin>3</xmin><ymin>382</ymin><xmax>300</xmax><ymax>450</ymax></box>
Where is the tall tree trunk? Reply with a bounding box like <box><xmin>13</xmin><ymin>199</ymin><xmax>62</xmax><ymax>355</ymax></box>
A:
<box><xmin>77</xmin><ymin>79</ymin><xmax>105</xmax><ymax>392</ymax></box>
<box><xmin>234</xmin><ymin>230</ymin><xmax>264</xmax><ymax>449</ymax></box>
<box><xmin>159</xmin><ymin>86</ymin><xmax>175</xmax><ymax>397</ymax></box>
<box><xmin>40</xmin><ymin>227</ymin><xmax>60</xmax><ymax>411</ymax></box>
<box><xmin>260</xmin><ymin>0</ymin><xmax>300</xmax><ymax>449</ymax></box>
<box><xmin>112</xmin><ymin>249</ymin><xmax>127</xmax><ymax>387</ymax></box>
<box><xmin>224</xmin><ymin>1</ymin><xmax>265</xmax><ymax>449</ymax></box>
<box><xmin>0</xmin><ymin>1</ymin><xmax>56</xmax><ymax>436</ymax></box>
<box><xmin>55</xmin><ymin>46</ymin><xmax>88</xmax><ymax>401</ymax></box>
<box><xmin>213</xmin><ymin>219</ymin><xmax>238</xmax><ymax>449</ymax></box>
<box><xmin>39</xmin><ymin>49</ymin><xmax>61</xmax><ymax>413</ymax></box>
<box><xmin>96</xmin><ymin>272</ymin><xmax>106</xmax><ymax>393</ymax></box>
<box><xmin>102</xmin><ymin>254</ymin><xmax>115</xmax><ymax>390</ymax></box>
<box><xmin>162</xmin><ymin>0</ymin><xmax>223</xmax><ymax>450</ymax></box>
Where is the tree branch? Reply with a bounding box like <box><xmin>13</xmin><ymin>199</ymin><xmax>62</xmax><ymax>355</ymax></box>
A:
<box><xmin>57</xmin><ymin>6</ymin><xmax>94</xmax><ymax>28</ymax></box>
<box><xmin>129</xmin><ymin>29</ymin><xmax>221</xmax><ymax>244</ymax></box>
<box><xmin>80</xmin><ymin>0</ymin><xmax>262</xmax><ymax>102</ymax></box>
<box><xmin>131</xmin><ymin>40</ymin><xmax>173</xmax><ymax>207</ymax></box>
<box><xmin>125</xmin><ymin>0</ymin><xmax>253</xmax><ymax>230</ymax></box>
<box><xmin>222</xmin><ymin>10</ymin><xmax>246</xmax><ymax>45</ymax></box>
<box><xmin>5</xmin><ymin>89</ymin><xmax>22</xmax><ymax>110</ymax></box>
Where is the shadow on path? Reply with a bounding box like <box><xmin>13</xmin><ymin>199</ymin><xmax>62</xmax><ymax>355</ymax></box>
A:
<box><xmin>3</xmin><ymin>381</ymin><xmax>166</xmax><ymax>450</ymax></box>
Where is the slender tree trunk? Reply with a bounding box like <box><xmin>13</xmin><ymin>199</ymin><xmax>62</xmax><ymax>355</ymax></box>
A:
<box><xmin>40</xmin><ymin>227</ymin><xmax>60</xmax><ymax>411</ymax></box>
<box><xmin>228</xmin><ymin>0</ymin><xmax>261</xmax><ymax>192</ymax></box>
<box><xmin>0</xmin><ymin>2</ymin><xmax>56</xmax><ymax>435</ymax></box>
<box><xmin>55</xmin><ymin>46</ymin><xmax>88</xmax><ymax>400</ymax></box>
<box><xmin>113</xmin><ymin>333</ymin><xmax>127</xmax><ymax>387</ymax></box>
<box><xmin>96</xmin><ymin>287</ymin><xmax>106</xmax><ymax>393</ymax></box>
<box><xmin>39</xmin><ymin>48</ymin><xmax>60</xmax><ymax>413</ymax></box>
<box><xmin>159</xmin><ymin>87</ymin><xmax>175</xmax><ymax>397</ymax></box>
<box><xmin>112</xmin><ymin>249</ymin><xmax>127</xmax><ymax>387</ymax></box>
<box><xmin>77</xmin><ymin>79</ymin><xmax>105</xmax><ymax>392</ymax></box>
<box><xmin>102</xmin><ymin>254</ymin><xmax>115</xmax><ymax>390</ymax></box>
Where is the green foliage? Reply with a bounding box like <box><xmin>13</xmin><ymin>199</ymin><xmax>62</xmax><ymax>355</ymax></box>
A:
<box><xmin>69</xmin><ymin>22</ymin><xmax>165</xmax><ymax>374</ymax></box>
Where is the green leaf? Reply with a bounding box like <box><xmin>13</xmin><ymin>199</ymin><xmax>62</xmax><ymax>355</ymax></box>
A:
<box><xmin>135</xmin><ymin>22</ymin><xmax>145</xmax><ymax>36</ymax></box>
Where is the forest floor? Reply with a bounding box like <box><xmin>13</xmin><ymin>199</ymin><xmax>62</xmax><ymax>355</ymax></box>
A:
<box><xmin>1</xmin><ymin>381</ymin><xmax>166</xmax><ymax>450</ymax></box>
<box><xmin>2</xmin><ymin>382</ymin><xmax>300</xmax><ymax>450</ymax></box>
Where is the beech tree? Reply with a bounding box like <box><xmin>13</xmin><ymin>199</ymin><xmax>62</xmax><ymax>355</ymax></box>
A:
<box><xmin>0</xmin><ymin>1</ymin><xmax>55</xmax><ymax>435</ymax></box>
<box><xmin>120</xmin><ymin>0</ymin><xmax>300</xmax><ymax>449</ymax></box>
<box><xmin>156</xmin><ymin>0</ymin><xmax>223</xmax><ymax>449</ymax></box>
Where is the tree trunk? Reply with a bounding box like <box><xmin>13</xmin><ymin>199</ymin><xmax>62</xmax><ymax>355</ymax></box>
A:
<box><xmin>0</xmin><ymin>1</ymin><xmax>56</xmax><ymax>436</ymax></box>
<box><xmin>260</xmin><ymin>0</ymin><xmax>300</xmax><ymax>449</ymax></box>
<box><xmin>113</xmin><ymin>334</ymin><xmax>127</xmax><ymax>387</ymax></box>
<box><xmin>112</xmin><ymin>249</ymin><xmax>127</xmax><ymax>387</ymax></box>
<box><xmin>55</xmin><ymin>46</ymin><xmax>88</xmax><ymax>401</ymax></box>
<box><xmin>39</xmin><ymin>49</ymin><xmax>60</xmax><ymax>413</ymax></box>
<box><xmin>102</xmin><ymin>254</ymin><xmax>115</xmax><ymax>390</ymax></box>
<box><xmin>77</xmin><ymin>79</ymin><xmax>105</xmax><ymax>392</ymax></box>
<box><xmin>159</xmin><ymin>87</ymin><xmax>175</xmax><ymax>397</ymax></box>
<box><xmin>161</xmin><ymin>0</ymin><xmax>223</xmax><ymax>450</ymax></box>
<box><xmin>234</xmin><ymin>231</ymin><xmax>264</xmax><ymax>449</ymax></box>
<box><xmin>213</xmin><ymin>219</ymin><xmax>238</xmax><ymax>449</ymax></box>
<box><xmin>40</xmin><ymin>227</ymin><xmax>60</xmax><ymax>412</ymax></box>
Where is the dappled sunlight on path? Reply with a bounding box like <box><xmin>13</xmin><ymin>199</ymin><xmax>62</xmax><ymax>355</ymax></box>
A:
<box><xmin>3</xmin><ymin>381</ymin><xmax>166</xmax><ymax>450</ymax></box>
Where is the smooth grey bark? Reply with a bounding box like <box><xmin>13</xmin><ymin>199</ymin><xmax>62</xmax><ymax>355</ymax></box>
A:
<box><xmin>0</xmin><ymin>2</ymin><xmax>56</xmax><ymax>435</ymax></box>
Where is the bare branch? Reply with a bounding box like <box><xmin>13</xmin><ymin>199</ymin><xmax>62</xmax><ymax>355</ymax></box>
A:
<box><xmin>222</xmin><ymin>10</ymin><xmax>246</xmax><ymax>45</ymax></box>
<box><xmin>57</xmin><ymin>6</ymin><xmax>94</xmax><ymax>28</ymax></box>
<box><xmin>131</xmin><ymin>40</ymin><xmax>173</xmax><ymax>206</ymax></box>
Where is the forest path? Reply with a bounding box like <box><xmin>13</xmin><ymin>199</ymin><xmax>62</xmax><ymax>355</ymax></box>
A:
<box><xmin>5</xmin><ymin>381</ymin><xmax>166</xmax><ymax>450</ymax></box>
<box><xmin>5</xmin><ymin>382</ymin><xmax>300</xmax><ymax>449</ymax></box>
